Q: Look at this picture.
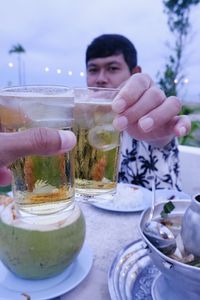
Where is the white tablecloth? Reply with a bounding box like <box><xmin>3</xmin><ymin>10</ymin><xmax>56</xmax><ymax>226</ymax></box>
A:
<box><xmin>61</xmin><ymin>202</ymin><xmax>142</xmax><ymax>300</ymax></box>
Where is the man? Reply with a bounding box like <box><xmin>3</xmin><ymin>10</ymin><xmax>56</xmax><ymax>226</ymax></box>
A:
<box><xmin>86</xmin><ymin>34</ymin><xmax>190</xmax><ymax>190</ymax></box>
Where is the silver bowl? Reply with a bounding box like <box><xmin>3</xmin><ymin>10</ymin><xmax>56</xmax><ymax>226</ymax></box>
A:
<box><xmin>139</xmin><ymin>199</ymin><xmax>200</xmax><ymax>300</ymax></box>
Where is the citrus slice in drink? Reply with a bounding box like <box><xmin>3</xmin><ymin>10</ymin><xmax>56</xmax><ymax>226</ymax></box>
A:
<box><xmin>88</xmin><ymin>124</ymin><xmax>119</xmax><ymax>151</ymax></box>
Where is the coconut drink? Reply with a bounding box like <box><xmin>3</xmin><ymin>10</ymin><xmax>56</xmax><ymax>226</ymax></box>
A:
<box><xmin>0</xmin><ymin>196</ymin><xmax>85</xmax><ymax>279</ymax></box>
<box><xmin>0</xmin><ymin>86</ymin><xmax>87</xmax><ymax>281</ymax></box>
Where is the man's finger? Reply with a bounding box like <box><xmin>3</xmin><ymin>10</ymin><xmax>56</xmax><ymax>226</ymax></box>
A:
<box><xmin>112</xmin><ymin>73</ymin><xmax>154</xmax><ymax>113</ymax></box>
<box><xmin>173</xmin><ymin>115</ymin><xmax>191</xmax><ymax>137</ymax></box>
<box><xmin>138</xmin><ymin>96</ymin><xmax>182</xmax><ymax>133</ymax></box>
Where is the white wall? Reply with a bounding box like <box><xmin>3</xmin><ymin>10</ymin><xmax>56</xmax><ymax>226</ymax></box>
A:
<box><xmin>179</xmin><ymin>145</ymin><xmax>200</xmax><ymax>197</ymax></box>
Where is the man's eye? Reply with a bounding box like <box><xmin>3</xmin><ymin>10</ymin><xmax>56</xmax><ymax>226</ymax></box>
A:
<box><xmin>108</xmin><ymin>66</ymin><xmax>120</xmax><ymax>72</ymax></box>
<box><xmin>88</xmin><ymin>68</ymin><xmax>98</xmax><ymax>74</ymax></box>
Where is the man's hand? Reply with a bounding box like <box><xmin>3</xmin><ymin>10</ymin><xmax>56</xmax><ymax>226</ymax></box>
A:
<box><xmin>112</xmin><ymin>73</ymin><xmax>191</xmax><ymax>147</ymax></box>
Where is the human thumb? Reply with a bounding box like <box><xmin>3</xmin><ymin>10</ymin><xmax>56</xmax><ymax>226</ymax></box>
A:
<box><xmin>0</xmin><ymin>128</ymin><xmax>76</xmax><ymax>167</ymax></box>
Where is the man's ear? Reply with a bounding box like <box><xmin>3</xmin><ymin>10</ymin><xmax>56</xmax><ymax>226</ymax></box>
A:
<box><xmin>131</xmin><ymin>66</ymin><xmax>142</xmax><ymax>74</ymax></box>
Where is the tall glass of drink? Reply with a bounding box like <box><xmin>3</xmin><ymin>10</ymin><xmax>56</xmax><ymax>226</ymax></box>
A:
<box><xmin>74</xmin><ymin>87</ymin><xmax>121</xmax><ymax>200</ymax></box>
<box><xmin>0</xmin><ymin>86</ymin><xmax>75</xmax><ymax>216</ymax></box>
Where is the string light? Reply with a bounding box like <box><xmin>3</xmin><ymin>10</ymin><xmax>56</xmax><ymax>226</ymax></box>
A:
<box><xmin>56</xmin><ymin>69</ymin><xmax>62</xmax><ymax>74</ymax></box>
<box><xmin>42</xmin><ymin>67</ymin><xmax>86</xmax><ymax>77</ymax></box>
<box><xmin>174</xmin><ymin>78</ymin><xmax>189</xmax><ymax>84</ymax></box>
<box><xmin>8</xmin><ymin>62</ymin><xmax>14</xmax><ymax>68</ymax></box>
<box><xmin>7</xmin><ymin>62</ymin><xmax>87</xmax><ymax>77</ymax></box>
<box><xmin>80</xmin><ymin>71</ymin><xmax>84</xmax><ymax>77</ymax></box>
<box><xmin>174</xmin><ymin>78</ymin><xmax>178</xmax><ymax>84</ymax></box>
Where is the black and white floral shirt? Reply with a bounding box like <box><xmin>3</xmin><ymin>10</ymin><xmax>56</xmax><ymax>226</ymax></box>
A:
<box><xmin>118</xmin><ymin>132</ymin><xmax>181</xmax><ymax>191</ymax></box>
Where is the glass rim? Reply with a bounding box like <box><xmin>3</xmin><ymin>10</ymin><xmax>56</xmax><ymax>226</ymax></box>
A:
<box><xmin>74</xmin><ymin>86</ymin><xmax>121</xmax><ymax>92</ymax></box>
<box><xmin>0</xmin><ymin>85</ymin><xmax>73</xmax><ymax>99</ymax></box>
<box><xmin>73</xmin><ymin>87</ymin><xmax>121</xmax><ymax>103</ymax></box>
<box><xmin>2</xmin><ymin>84</ymin><xmax>70</xmax><ymax>91</ymax></box>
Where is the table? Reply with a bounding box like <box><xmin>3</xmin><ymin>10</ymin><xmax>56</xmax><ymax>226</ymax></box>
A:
<box><xmin>61</xmin><ymin>202</ymin><xmax>142</xmax><ymax>300</ymax></box>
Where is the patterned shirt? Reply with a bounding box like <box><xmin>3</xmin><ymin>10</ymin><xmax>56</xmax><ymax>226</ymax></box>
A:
<box><xmin>118</xmin><ymin>132</ymin><xmax>181</xmax><ymax>191</ymax></box>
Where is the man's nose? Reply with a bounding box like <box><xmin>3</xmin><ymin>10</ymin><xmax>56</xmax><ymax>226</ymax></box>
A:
<box><xmin>96</xmin><ymin>70</ymin><xmax>108</xmax><ymax>85</ymax></box>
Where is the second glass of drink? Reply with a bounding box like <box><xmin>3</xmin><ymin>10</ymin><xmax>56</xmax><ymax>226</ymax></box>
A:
<box><xmin>74</xmin><ymin>87</ymin><xmax>121</xmax><ymax>200</ymax></box>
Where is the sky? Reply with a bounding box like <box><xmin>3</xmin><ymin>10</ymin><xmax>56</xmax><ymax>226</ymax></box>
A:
<box><xmin>0</xmin><ymin>0</ymin><xmax>200</xmax><ymax>102</ymax></box>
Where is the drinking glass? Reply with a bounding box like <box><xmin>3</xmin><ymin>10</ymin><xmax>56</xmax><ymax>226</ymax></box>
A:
<box><xmin>0</xmin><ymin>86</ymin><xmax>75</xmax><ymax>216</ymax></box>
<box><xmin>74</xmin><ymin>87</ymin><xmax>121</xmax><ymax>200</ymax></box>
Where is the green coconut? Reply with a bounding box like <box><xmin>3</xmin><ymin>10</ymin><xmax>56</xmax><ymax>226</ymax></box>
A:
<box><xmin>0</xmin><ymin>198</ymin><xmax>85</xmax><ymax>279</ymax></box>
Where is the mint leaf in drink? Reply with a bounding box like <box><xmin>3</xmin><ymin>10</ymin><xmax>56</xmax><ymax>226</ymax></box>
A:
<box><xmin>161</xmin><ymin>201</ymin><xmax>175</xmax><ymax>218</ymax></box>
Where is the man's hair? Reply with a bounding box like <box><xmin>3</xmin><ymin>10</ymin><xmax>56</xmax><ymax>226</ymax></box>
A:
<box><xmin>86</xmin><ymin>34</ymin><xmax>138</xmax><ymax>72</ymax></box>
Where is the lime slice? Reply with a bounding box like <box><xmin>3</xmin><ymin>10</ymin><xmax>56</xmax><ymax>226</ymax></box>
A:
<box><xmin>88</xmin><ymin>125</ymin><xmax>119</xmax><ymax>151</ymax></box>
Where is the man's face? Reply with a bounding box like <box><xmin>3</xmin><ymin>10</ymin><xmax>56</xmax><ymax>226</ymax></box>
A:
<box><xmin>86</xmin><ymin>54</ymin><xmax>132</xmax><ymax>88</ymax></box>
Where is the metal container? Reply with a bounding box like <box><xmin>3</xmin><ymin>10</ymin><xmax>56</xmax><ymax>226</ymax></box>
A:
<box><xmin>139</xmin><ymin>200</ymin><xmax>200</xmax><ymax>300</ymax></box>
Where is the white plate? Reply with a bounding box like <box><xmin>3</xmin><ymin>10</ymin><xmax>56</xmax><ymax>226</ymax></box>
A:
<box><xmin>84</xmin><ymin>185</ymin><xmax>190</xmax><ymax>213</ymax></box>
<box><xmin>0</xmin><ymin>243</ymin><xmax>93</xmax><ymax>300</ymax></box>
<box><xmin>87</xmin><ymin>183</ymin><xmax>152</xmax><ymax>213</ymax></box>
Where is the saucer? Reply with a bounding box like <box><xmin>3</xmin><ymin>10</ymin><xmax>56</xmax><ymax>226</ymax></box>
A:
<box><xmin>0</xmin><ymin>243</ymin><xmax>93</xmax><ymax>300</ymax></box>
<box><xmin>83</xmin><ymin>183</ymin><xmax>152</xmax><ymax>213</ymax></box>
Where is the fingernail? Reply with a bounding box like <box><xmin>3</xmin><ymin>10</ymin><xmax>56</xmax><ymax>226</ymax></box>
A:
<box><xmin>113</xmin><ymin>116</ymin><xmax>128</xmax><ymax>131</ymax></box>
<box><xmin>178</xmin><ymin>126</ymin><xmax>186</xmax><ymax>136</ymax></box>
<box><xmin>112</xmin><ymin>99</ymin><xmax>126</xmax><ymax>113</ymax></box>
<box><xmin>139</xmin><ymin>117</ymin><xmax>154</xmax><ymax>132</ymax></box>
<box><xmin>58</xmin><ymin>130</ymin><xmax>76</xmax><ymax>151</ymax></box>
